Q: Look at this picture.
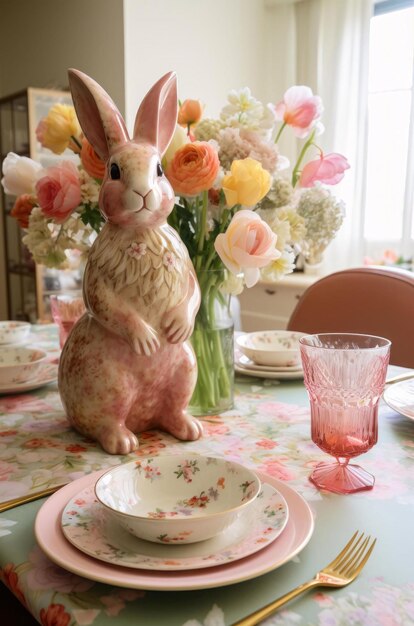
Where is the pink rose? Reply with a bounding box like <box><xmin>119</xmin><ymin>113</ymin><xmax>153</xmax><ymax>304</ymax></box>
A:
<box><xmin>299</xmin><ymin>153</ymin><xmax>350</xmax><ymax>187</ymax></box>
<box><xmin>214</xmin><ymin>209</ymin><xmax>280</xmax><ymax>287</ymax></box>
<box><xmin>36</xmin><ymin>161</ymin><xmax>81</xmax><ymax>223</ymax></box>
<box><xmin>275</xmin><ymin>86</ymin><xmax>323</xmax><ymax>138</ymax></box>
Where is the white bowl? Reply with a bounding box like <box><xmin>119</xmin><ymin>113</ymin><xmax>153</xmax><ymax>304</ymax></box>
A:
<box><xmin>95</xmin><ymin>454</ymin><xmax>261</xmax><ymax>544</ymax></box>
<box><xmin>0</xmin><ymin>321</ymin><xmax>31</xmax><ymax>345</ymax></box>
<box><xmin>236</xmin><ymin>331</ymin><xmax>307</xmax><ymax>367</ymax></box>
<box><xmin>0</xmin><ymin>346</ymin><xmax>48</xmax><ymax>386</ymax></box>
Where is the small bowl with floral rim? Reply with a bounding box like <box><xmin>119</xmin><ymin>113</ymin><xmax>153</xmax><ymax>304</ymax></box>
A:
<box><xmin>94</xmin><ymin>454</ymin><xmax>261</xmax><ymax>544</ymax></box>
<box><xmin>236</xmin><ymin>330</ymin><xmax>307</xmax><ymax>367</ymax></box>
<box><xmin>0</xmin><ymin>346</ymin><xmax>48</xmax><ymax>386</ymax></box>
<box><xmin>0</xmin><ymin>321</ymin><xmax>31</xmax><ymax>345</ymax></box>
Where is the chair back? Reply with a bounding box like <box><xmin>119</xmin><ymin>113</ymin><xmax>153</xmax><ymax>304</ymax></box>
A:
<box><xmin>287</xmin><ymin>266</ymin><xmax>414</xmax><ymax>367</ymax></box>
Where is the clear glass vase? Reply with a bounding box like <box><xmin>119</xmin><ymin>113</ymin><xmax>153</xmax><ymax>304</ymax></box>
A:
<box><xmin>189</xmin><ymin>269</ymin><xmax>234</xmax><ymax>416</ymax></box>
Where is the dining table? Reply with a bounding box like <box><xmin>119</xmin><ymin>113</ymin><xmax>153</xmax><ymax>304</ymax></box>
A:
<box><xmin>0</xmin><ymin>323</ymin><xmax>413</xmax><ymax>626</ymax></box>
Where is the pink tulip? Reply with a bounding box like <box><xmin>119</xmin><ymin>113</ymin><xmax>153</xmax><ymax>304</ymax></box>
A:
<box><xmin>214</xmin><ymin>210</ymin><xmax>280</xmax><ymax>287</ymax></box>
<box><xmin>36</xmin><ymin>161</ymin><xmax>81</xmax><ymax>223</ymax></box>
<box><xmin>275</xmin><ymin>86</ymin><xmax>323</xmax><ymax>138</ymax></box>
<box><xmin>299</xmin><ymin>153</ymin><xmax>350</xmax><ymax>187</ymax></box>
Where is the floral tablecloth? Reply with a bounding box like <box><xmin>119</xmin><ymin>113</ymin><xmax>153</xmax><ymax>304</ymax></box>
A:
<box><xmin>0</xmin><ymin>325</ymin><xmax>414</xmax><ymax>626</ymax></box>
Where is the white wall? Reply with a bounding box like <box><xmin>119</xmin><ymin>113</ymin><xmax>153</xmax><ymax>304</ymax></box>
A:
<box><xmin>123</xmin><ymin>0</ymin><xmax>268</xmax><ymax>131</ymax></box>
<box><xmin>0</xmin><ymin>0</ymin><xmax>125</xmax><ymax>109</ymax></box>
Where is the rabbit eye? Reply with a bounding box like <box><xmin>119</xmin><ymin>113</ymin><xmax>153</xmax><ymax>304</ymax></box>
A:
<box><xmin>110</xmin><ymin>163</ymin><xmax>121</xmax><ymax>180</ymax></box>
<box><xmin>156</xmin><ymin>162</ymin><xmax>163</xmax><ymax>177</ymax></box>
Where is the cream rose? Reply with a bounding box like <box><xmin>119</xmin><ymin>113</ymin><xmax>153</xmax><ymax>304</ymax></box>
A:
<box><xmin>214</xmin><ymin>209</ymin><xmax>281</xmax><ymax>287</ymax></box>
<box><xmin>1</xmin><ymin>153</ymin><xmax>43</xmax><ymax>196</ymax></box>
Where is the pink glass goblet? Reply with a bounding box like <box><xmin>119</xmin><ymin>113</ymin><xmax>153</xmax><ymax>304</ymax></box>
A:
<box><xmin>50</xmin><ymin>293</ymin><xmax>86</xmax><ymax>349</ymax></box>
<box><xmin>300</xmin><ymin>333</ymin><xmax>391</xmax><ymax>494</ymax></box>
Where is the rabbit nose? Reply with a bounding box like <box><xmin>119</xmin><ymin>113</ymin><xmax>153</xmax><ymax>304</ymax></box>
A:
<box><xmin>132</xmin><ymin>189</ymin><xmax>150</xmax><ymax>211</ymax></box>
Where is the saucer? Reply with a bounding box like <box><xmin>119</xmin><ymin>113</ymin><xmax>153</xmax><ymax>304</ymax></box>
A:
<box><xmin>35</xmin><ymin>470</ymin><xmax>314</xmax><ymax>590</ymax></box>
<box><xmin>235</xmin><ymin>363</ymin><xmax>304</xmax><ymax>380</ymax></box>
<box><xmin>61</xmin><ymin>482</ymin><xmax>288</xmax><ymax>571</ymax></box>
<box><xmin>383</xmin><ymin>379</ymin><xmax>414</xmax><ymax>421</ymax></box>
<box><xmin>236</xmin><ymin>354</ymin><xmax>303</xmax><ymax>373</ymax></box>
<box><xmin>0</xmin><ymin>363</ymin><xmax>58</xmax><ymax>395</ymax></box>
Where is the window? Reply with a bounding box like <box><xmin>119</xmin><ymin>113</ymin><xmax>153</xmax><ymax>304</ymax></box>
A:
<box><xmin>364</xmin><ymin>1</ymin><xmax>414</xmax><ymax>261</ymax></box>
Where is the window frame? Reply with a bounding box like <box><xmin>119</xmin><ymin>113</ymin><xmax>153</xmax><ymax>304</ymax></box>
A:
<box><xmin>364</xmin><ymin>1</ymin><xmax>414</xmax><ymax>260</ymax></box>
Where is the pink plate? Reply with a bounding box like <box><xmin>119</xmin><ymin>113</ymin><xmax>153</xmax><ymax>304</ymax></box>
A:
<box><xmin>35</xmin><ymin>469</ymin><xmax>314</xmax><ymax>591</ymax></box>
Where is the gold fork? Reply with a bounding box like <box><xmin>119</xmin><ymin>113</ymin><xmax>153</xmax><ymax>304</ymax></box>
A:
<box><xmin>233</xmin><ymin>531</ymin><xmax>376</xmax><ymax>626</ymax></box>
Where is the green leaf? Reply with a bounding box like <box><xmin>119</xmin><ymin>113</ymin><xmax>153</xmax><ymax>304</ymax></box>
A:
<box><xmin>80</xmin><ymin>205</ymin><xmax>104</xmax><ymax>233</ymax></box>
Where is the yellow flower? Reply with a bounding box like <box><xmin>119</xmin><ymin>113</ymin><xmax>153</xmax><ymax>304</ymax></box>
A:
<box><xmin>36</xmin><ymin>104</ymin><xmax>81</xmax><ymax>154</ymax></box>
<box><xmin>222</xmin><ymin>158</ymin><xmax>271</xmax><ymax>207</ymax></box>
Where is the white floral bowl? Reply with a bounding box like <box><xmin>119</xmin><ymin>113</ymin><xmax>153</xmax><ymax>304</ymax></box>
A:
<box><xmin>0</xmin><ymin>321</ymin><xmax>31</xmax><ymax>345</ymax></box>
<box><xmin>0</xmin><ymin>346</ymin><xmax>48</xmax><ymax>386</ymax></box>
<box><xmin>236</xmin><ymin>331</ymin><xmax>307</xmax><ymax>367</ymax></box>
<box><xmin>94</xmin><ymin>454</ymin><xmax>261</xmax><ymax>544</ymax></box>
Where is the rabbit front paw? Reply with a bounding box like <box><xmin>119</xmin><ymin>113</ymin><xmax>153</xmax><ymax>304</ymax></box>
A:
<box><xmin>131</xmin><ymin>324</ymin><xmax>160</xmax><ymax>356</ymax></box>
<box><xmin>161</xmin><ymin>309</ymin><xmax>193</xmax><ymax>344</ymax></box>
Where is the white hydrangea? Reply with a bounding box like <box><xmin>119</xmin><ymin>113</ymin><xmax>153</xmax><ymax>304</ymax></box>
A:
<box><xmin>23</xmin><ymin>208</ymin><xmax>94</xmax><ymax>269</ymax></box>
<box><xmin>79</xmin><ymin>169</ymin><xmax>100</xmax><ymax>204</ymax></box>
<box><xmin>296</xmin><ymin>186</ymin><xmax>344</xmax><ymax>264</ymax></box>
<box><xmin>193</xmin><ymin>118</ymin><xmax>223</xmax><ymax>142</ymax></box>
<box><xmin>277</xmin><ymin>207</ymin><xmax>307</xmax><ymax>246</ymax></box>
<box><xmin>258</xmin><ymin>175</ymin><xmax>294</xmax><ymax>210</ymax></box>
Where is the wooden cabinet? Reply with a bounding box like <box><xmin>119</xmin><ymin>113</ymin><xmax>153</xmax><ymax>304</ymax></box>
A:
<box><xmin>238</xmin><ymin>273</ymin><xmax>318</xmax><ymax>331</ymax></box>
<box><xmin>0</xmin><ymin>87</ymin><xmax>82</xmax><ymax>321</ymax></box>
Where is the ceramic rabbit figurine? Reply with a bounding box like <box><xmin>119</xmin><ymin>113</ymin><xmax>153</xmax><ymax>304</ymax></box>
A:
<box><xmin>59</xmin><ymin>69</ymin><xmax>202</xmax><ymax>455</ymax></box>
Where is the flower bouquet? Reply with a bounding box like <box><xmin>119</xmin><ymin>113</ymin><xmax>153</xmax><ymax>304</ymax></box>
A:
<box><xmin>1</xmin><ymin>103</ymin><xmax>105</xmax><ymax>269</ymax></box>
<box><xmin>1</xmin><ymin>85</ymin><xmax>349</xmax><ymax>415</ymax></box>
<box><xmin>163</xmin><ymin>86</ymin><xmax>349</xmax><ymax>413</ymax></box>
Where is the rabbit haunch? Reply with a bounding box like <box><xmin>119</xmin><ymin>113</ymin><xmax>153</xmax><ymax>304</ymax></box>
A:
<box><xmin>86</xmin><ymin>222</ymin><xmax>188</xmax><ymax>313</ymax></box>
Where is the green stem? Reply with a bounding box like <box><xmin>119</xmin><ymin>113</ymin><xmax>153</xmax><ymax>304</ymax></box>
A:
<box><xmin>195</xmin><ymin>191</ymin><xmax>209</xmax><ymax>271</ymax></box>
<box><xmin>190</xmin><ymin>271</ymin><xmax>234</xmax><ymax>415</ymax></box>
<box><xmin>291</xmin><ymin>129</ymin><xmax>316</xmax><ymax>187</ymax></box>
<box><xmin>274</xmin><ymin>121</ymin><xmax>286</xmax><ymax>145</ymax></box>
<box><xmin>70</xmin><ymin>135</ymin><xmax>82</xmax><ymax>151</ymax></box>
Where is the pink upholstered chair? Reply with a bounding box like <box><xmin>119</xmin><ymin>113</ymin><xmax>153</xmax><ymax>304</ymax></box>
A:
<box><xmin>287</xmin><ymin>266</ymin><xmax>414</xmax><ymax>367</ymax></box>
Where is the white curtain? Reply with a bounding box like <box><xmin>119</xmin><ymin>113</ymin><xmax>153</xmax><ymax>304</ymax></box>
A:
<box><xmin>264</xmin><ymin>0</ymin><xmax>373</xmax><ymax>270</ymax></box>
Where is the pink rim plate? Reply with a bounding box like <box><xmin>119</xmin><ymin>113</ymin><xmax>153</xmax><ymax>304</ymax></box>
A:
<box><xmin>61</xmin><ymin>482</ymin><xmax>289</xmax><ymax>571</ymax></box>
<box><xmin>35</xmin><ymin>469</ymin><xmax>314</xmax><ymax>591</ymax></box>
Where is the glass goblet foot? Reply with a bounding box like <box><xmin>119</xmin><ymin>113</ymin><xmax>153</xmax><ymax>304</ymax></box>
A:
<box><xmin>309</xmin><ymin>460</ymin><xmax>375</xmax><ymax>494</ymax></box>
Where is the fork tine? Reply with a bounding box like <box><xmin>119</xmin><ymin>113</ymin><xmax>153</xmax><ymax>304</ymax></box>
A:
<box><xmin>334</xmin><ymin>532</ymin><xmax>364</xmax><ymax>571</ymax></box>
<box><xmin>338</xmin><ymin>535</ymin><xmax>370</xmax><ymax>575</ymax></box>
<box><xmin>343</xmin><ymin>537</ymin><xmax>377</xmax><ymax>579</ymax></box>
<box><xmin>326</xmin><ymin>530</ymin><xmax>361</xmax><ymax>570</ymax></box>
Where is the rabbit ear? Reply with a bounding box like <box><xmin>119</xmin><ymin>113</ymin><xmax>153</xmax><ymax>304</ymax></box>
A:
<box><xmin>133</xmin><ymin>71</ymin><xmax>177</xmax><ymax>156</ymax></box>
<box><xmin>68</xmin><ymin>69</ymin><xmax>129</xmax><ymax>162</ymax></box>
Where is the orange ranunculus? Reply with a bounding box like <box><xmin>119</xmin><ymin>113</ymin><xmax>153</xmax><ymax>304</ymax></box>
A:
<box><xmin>166</xmin><ymin>141</ymin><xmax>219</xmax><ymax>196</ymax></box>
<box><xmin>178</xmin><ymin>99</ymin><xmax>204</xmax><ymax>128</ymax></box>
<box><xmin>80</xmin><ymin>138</ymin><xmax>106</xmax><ymax>180</ymax></box>
<box><xmin>10</xmin><ymin>194</ymin><xmax>36</xmax><ymax>228</ymax></box>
